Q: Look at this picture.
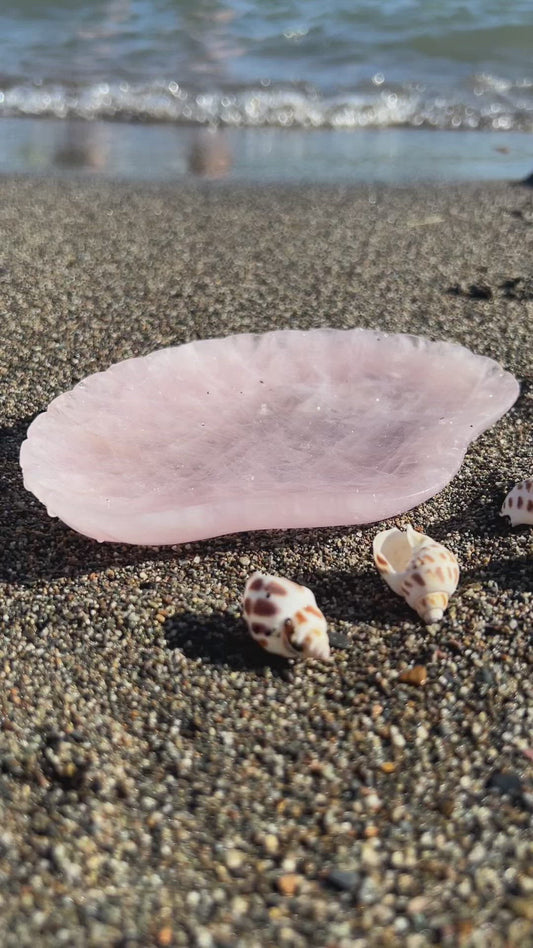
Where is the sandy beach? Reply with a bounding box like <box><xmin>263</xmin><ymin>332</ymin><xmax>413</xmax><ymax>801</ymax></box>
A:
<box><xmin>1</xmin><ymin>176</ymin><xmax>532</xmax><ymax>947</ymax></box>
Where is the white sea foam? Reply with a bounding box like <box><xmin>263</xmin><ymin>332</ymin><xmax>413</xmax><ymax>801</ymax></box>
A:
<box><xmin>1</xmin><ymin>79</ymin><xmax>532</xmax><ymax>131</ymax></box>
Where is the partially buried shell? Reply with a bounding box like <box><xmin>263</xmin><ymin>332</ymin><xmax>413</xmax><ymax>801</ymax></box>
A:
<box><xmin>243</xmin><ymin>572</ymin><xmax>331</xmax><ymax>661</ymax></box>
<box><xmin>373</xmin><ymin>525</ymin><xmax>459</xmax><ymax>623</ymax></box>
<box><xmin>501</xmin><ymin>477</ymin><xmax>533</xmax><ymax>526</ymax></box>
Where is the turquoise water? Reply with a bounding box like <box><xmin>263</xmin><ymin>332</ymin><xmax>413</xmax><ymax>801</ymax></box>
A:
<box><xmin>0</xmin><ymin>0</ymin><xmax>532</xmax><ymax>130</ymax></box>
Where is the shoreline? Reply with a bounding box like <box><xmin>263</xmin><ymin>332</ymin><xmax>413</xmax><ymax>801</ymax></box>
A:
<box><xmin>1</xmin><ymin>117</ymin><xmax>533</xmax><ymax>185</ymax></box>
<box><xmin>1</xmin><ymin>177</ymin><xmax>532</xmax><ymax>946</ymax></box>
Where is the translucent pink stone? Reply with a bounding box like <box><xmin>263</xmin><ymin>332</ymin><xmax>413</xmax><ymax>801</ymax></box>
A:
<box><xmin>20</xmin><ymin>329</ymin><xmax>519</xmax><ymax>545</ymax></box>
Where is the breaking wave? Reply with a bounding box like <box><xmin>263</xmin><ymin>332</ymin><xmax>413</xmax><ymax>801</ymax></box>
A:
<box><xmin>1</xmin><ymin>76</ymin><xmax>532</xmax><ymax>131</ymax></box>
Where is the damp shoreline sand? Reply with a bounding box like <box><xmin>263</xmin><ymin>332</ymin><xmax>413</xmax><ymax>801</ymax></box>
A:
<box><xmin>1</xmin><ymin>177</ymin><xmax>532</xmax><ymax>946</ymax></box>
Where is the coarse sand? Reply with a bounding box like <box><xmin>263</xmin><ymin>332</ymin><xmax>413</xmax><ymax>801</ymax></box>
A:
<box><xmin>1</xmin><ymin>177</ymin><xmax>532</xmax><ymax>947</ymax></box>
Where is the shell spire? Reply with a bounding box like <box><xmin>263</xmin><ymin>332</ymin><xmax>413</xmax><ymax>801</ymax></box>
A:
<box><xmin>242</xmin><ymin>572</ymin><xmax>331</xmax><ymax>661</ymax></box>
<box><xmin>501</xmin><ymin>478</ymin><xmax>533</xmax><ymax>526</ymax></box>
<box><xmin>373</xmin><ymin>525</ymin><xmax>459</xmax><ymax>623</ymax></box>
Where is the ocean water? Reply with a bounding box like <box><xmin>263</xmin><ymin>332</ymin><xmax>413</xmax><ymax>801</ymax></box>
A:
<box><xmin>1</xmin><ymin>0</ymin><xmax>532</xmax><ymax>131</ymax></box>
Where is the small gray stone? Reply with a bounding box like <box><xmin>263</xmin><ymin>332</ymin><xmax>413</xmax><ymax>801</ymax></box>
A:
<box><xmin>325</xmin><ymin>869</ymin><xmax>361</xmax><ymax>893</ymax></box>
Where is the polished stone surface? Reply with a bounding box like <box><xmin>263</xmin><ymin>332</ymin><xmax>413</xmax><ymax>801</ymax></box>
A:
<box><xmin>20</xmin><ymin>328</ymin><xmax>519</xmax><ymax>544</ymax></box>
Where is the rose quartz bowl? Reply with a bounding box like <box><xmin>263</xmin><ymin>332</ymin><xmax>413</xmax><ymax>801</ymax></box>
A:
<box><xmin>20</xmin><ymin>329</ymin><xmax>519</xmax><ymax>545</ymax></box>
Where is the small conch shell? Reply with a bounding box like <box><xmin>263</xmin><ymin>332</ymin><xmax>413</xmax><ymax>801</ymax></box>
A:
<box><xmin>373</xmin><ymin>525</ymin><xmax>459</xmax><ymax>623</ymax></box>
<box><xmin>243</xmin><ymin>572</ymin><xmax>331</xmax><ymax>661</ymax></box>
<box><xmin>501</xmin><ymin>478</ymin><xmax>533</xmax><ymax>526</ymax></box>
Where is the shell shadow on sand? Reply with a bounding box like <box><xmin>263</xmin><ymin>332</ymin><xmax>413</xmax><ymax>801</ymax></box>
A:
<box><xmin>162</xmin><ymin>610</ymin><xmax>293</xmax><ymax>675</ymax></box>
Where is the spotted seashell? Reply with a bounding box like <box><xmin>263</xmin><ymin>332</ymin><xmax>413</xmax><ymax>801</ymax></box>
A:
<box><xmin>242</xmin><ymin>572</ymin><xmax>331</xmax><ymax>661</ymax></box>
<box><xmin>373</xmin><ymin>524</ymin><xmax>459</xmax><ymax>624</ymax></box>
<box><xmin>501</xmin><ymin>478</ymin><xmax>533</xmax><ymax>526</ymax></box>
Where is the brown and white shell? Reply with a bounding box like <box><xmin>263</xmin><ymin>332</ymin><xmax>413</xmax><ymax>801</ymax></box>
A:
<box><xmin>242</xmin><ymin>572</ymin><xmax>331</xmax><ymax>661</ymax></box>
<box><xmin>501</xmin><ymin>477</ymin><xmax>533</xmax><ymax>526</ymax></box>
<box><xmin>373</xmin><ymin>525</ymin><xmax>459</xmax><ymax>623</ymax></box>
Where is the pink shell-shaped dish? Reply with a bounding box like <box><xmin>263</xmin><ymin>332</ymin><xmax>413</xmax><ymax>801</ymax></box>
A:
<box><xmin>20</xmin><ymin>329</ymin><xmax>519</xmax><ymax>545</ymax></box>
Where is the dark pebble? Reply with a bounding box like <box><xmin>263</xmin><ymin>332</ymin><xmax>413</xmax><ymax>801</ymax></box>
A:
<box><xmin>499</xmin><ymin>277</ymin><xmax>533</xmax><ymax>301</ymax></box>
<box><xmin>328</xmin><ymin>631</ymin><xmax>352</xmax><ymax>649</ymax></box>
<box><xmin>467</xmin><ymin>283</ymin><xmax>493</xmax><ymax>300</ymax></box>
<box><xmin>486</xmin><ymin>770</ymin><xmax>524</xmax><ymax>801</ymax></box>
<box><xmin>324</xmin><ymin>869</ymin><xmax>361</xmax><ymax>893</ymax></box>
<box><xmin>445</xmin><ymin>282</ymin><xmax>493</xmax><ymax>300</ymax></box>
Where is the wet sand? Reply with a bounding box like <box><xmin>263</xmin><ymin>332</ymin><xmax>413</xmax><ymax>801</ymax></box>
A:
<box><xmin>1</xmin><ymin>177</ymin><xmax>532</xmax><ymax>947</ymax></box>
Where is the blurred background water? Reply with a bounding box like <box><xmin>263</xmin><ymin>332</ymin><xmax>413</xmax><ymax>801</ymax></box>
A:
<box><xmin>1</xmin><ymin>0</ymin><xmax>532</xmax><ymax>181</ymax></box>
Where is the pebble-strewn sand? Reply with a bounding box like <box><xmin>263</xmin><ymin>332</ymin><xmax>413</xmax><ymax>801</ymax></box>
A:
<box><xmin>1</xmin><ymin>178</ymin><xmax>532</xmax><ymax>948</ymax></box>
